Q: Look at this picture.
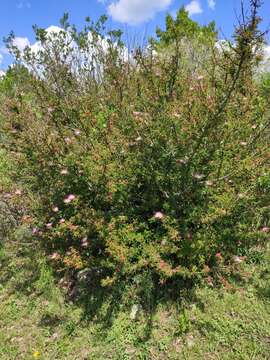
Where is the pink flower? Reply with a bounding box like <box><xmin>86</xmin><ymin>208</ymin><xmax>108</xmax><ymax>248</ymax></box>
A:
<box><xmin>14</xmin><ymin>189</ymin><xmax>22</xmax><ymax>196</ymax></box>
<box><xmin>207</xmin><ymin>277</ymin><xmax>214</xmax><ymax>287</ymax></box>
<box><xmin>32</xmin><ymin>227</ymin><xmax>38</xmax><ymax>234</ymax></box>
<box><xmin>154</xmin><ymin>211</ymin><xmax>165</xmax><ymax>220</ymax></box>
<box><xmin>60</xmin><ymin>169</ymin><xmax>68</xmax><ymax>175</ymax></box>
<box><xmin>197</xmin><ymin>75</ymin><xmax>204</xmax><ymax>81</ymax></box>
<box><xmin>261</xmin><ymin>227</ymin><xmax>269</xmax><ymax>233</ymax></box>
<box><xmin>215</xmin><ymin>252</ymin><xmax>222</xmax><ymax>259</ymax></box>
<box><xmin>251</xmin><ymin>124</ymin><xmax>257</xmax><ymax>129</ymax></box>
<box><xmin>133</xmin><ymin>111</ymin><xmax>142</xmax><ymax>117</ymax></box>
<box><xmin>233</xmin><ymin>255</ymin><xmax>243</xmax><ymax>264</ymax></box>
<box><xmin>64</xmin><ymin>137</ymin><xmax>72</xmax><ymax>144</ymax></box>
<box><xmin>64</xmin><ymin>194</ymin><xmax>76</xmax><ymax>204</ymax></box>
<box><xmin>206</xmin><ymin>180</ymin><xmax>213</xmax><ymax>186</ymax></box>
<box><xmin>59</xmin><ymin>218</ymin><xmax>65</xmax><ymax>224</ymax></box>
<box><xmin>52</xmin><ymin>206</ymin><xmax>59</xmax><ymax>213</ymax></box>
<box><xmin>48</xmin><ymin>107</ymin><xmax>54</xmax><ymax>113</ymax></box>
<box><xmin>74</xmin><ymin>129</ymin><xmax>81</xmax><ymax>136</ymax></box>
<box><xmin>50</xmin><ymin>252</ymin><xmax>60</xmax><ymax>260</ymax></box>
<box><xmin>46</xmin><ymin>223</ymin><xmax>53</xmax><ymax>229</ymax></box>
<box><xmin>193</xmin><ymin>173</ymin><xmax>205</xmax><ymax>180</ymax></box>
<box><xmin>176</xmin><ymin>158</ymin><xmax>188</xmax><ymax>165</ymax></box>
<box><xmin>81</xmin><ymin>237</ymin><xmax>89</xmax><ymax>248</ymax></box>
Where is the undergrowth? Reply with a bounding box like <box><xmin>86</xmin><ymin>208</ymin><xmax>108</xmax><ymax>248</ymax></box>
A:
<box><xmin>0</xmin><ymin>233</ymin><xmax>269</xmax><ymax>359</ymax></box>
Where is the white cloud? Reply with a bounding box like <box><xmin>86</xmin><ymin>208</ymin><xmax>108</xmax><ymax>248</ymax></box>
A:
<box><xmin>0</xmin><ymin>46</ymin><xmax>9</xmax><ymax>55</ymax></box>
<box><xmin>264</xmin><ymin>45</ymin><xmax>270</xmax><ymax>58</ymax></box>
<box><xmin>208</xmin><ymin>0</ymin><xmax>216</xmax><ymax>10</ymax></box>
<box><xmin>258</xmin><ymin>45</ymin><xmax>270</xmax><ymax>73</ymax></box>
<box><xmin>0</xmin><ymin>37</ymin><xmax>30</xmax><ymax>56</ymax></box>
<box><xmin>25</xmin><ymin>25</ymin><xmax>130</xmax><ymax>81</ymax></box>
<box><xmin>12</xmin><ymin>37</ymin><xmax>30</xmax><ymax>52</ymax></box>
<box><xmin>185</xmin><ymin>0</ymin><xmax>203</xmax><ymax>16</ymax></box>
<box><xmin>108</xmin><ymin>0</ymin><xmax>172</xmax><ymax>25</ymax></box>
<box><xmin>0</xmin><ymin>55</ymin><xmax>5</xmax><ymax>77</ymax></box>
<box><xmin>29</xmin><ymin>26</ymin><xmax>68</xmax><ymax>54</ymax></box>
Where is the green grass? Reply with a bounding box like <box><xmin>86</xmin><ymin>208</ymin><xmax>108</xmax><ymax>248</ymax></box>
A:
<box><xmin>0</xmin><ymin>235</ymin><xmax>269</xmax><ymax>359</ymax></box>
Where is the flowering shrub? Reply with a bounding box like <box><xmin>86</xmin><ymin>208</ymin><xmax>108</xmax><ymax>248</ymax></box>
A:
<box><xmin>1</xmin><ymin>4</ymin><xmax>269</xmax><ymax>289</ymax></box>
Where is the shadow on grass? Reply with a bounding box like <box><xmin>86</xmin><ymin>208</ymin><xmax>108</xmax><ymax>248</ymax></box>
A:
<box><xmin>0</xmin><ymin>236</ymin><xmax>207</xmax><ymax>344</ymax></box>
<box><xmin>3</xmin><ymin>233</ymin><xmax>268</xmax><ymax>348</ymax></box>
<box><xmin>71</xmin><ymin>273</ymin><xmax>201</xmax><ymax>342</ymax></box>
<box><xmin>0</xmin><ymin>242</ymin><xmax>41</xmax><ymax>296</ymax></box>
<box><xmin>38</xmin><ymin>313</ymin><xmax>63</xmax><ymax>329</ymax></box>
<box><xmin>256</xmin><ymin>268</ymin><xmax>270</xmax><ymax>300</ymax></box>
<box><xmin>256</xmin><ymin>285</ymin><xmax>270</xmax><ymax>299</ymax></box>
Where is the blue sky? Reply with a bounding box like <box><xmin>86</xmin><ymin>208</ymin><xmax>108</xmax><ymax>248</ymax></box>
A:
<box><xmin>0</xmin><ymin>0</ymin><xmax>269</xmax><ymax>70</ymax></box>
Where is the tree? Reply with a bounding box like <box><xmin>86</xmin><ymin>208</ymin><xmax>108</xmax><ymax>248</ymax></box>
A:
<box><xmin>155</xmin><ymin>7</ymin><xmax>217</xmax><ymax>47</ymax></box>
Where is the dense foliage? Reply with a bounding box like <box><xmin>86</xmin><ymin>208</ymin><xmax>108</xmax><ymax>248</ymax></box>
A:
<box><xmin>0</xmin><ymin>3</ymin><xmax>269</xmax><ymax>291</ymax></box>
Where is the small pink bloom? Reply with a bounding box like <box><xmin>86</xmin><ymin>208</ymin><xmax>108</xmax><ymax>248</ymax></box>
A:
<box><xmin>193</xmin><ymin>173</ymin><xmax>205</xmax><ymax>180</ymax></box>
<box><xmin>81</xmin><ymin>237</ymin><xmax>89</xmax><ymax>248</ymax></box>
<box><xmin>154</xmin><ymin>211</ymin><xmax>165</xmax><ymax>220</ymax></box>
<box><xmin>74</xmin><ymin>129</ymin><xmax>81</xmax><ymax>136</ymax></box>
<box><xmin>197</xmin><ymin>75</ymin><xmax>204</xmax><ymax>80</ymax></box>
<box><xmin>14</xmin><ymin>189</ymin><xmax>22</xmax><ymax>196</ymax></box>
<box><xmin>233</xmin><ymin>256</ymin><xmax>243</xmax><ymax>264</ymax></box>
<box><xmin>215</xmin><ymin>252</ymin><xmax>222</xmax><ymax>259</ymax></box>
<box><xmin>64</xmin><ymin>194</ymin><xmax>76</xmax><ymax>204</ymax></box>
<box><xmin>67</xmin><ymin>223</ymin><xmax>78</xmax><ymax>231</ymax></box>
<box><xmin>251</xmin><ymin>124</ymin><xmax>257</xmax><ymax>129</ymax></box>
<box><xmin>207</xmin><ymin>276</ymin><xmax>214</xmax><ymax>287</ymax></box>
<box><xmin>48</xmin><ymin>107</ymin><xmax>54</xmax><ymax>113</ymax></box>
<box><xmin>64</xmin><ymin>137</ymin><xmax>72</xmax><ymax>144</ymax></box>
<box><xmin>46</xmin><ymin>223</ymin><xmax>53</xmax><ymax>229</ymax></box>
<box><xmin>261</xmin><ymin>227</ymin><xmax>269</xmax><ymax>233</ymax></box>
<box><xmin>206</xmin><ymin>180</ymin><xmax>213</xmax><ymax>186</ymax></box>
<box><xmin>32</xmin><ymin>227</ymin><xmax>38</xmax><ymax>234</ymax></box>
<box><xmin>52</xmin><ymin>206</ymin><xmax>59</xmax><ymax>213</ymax></box>
<box><xmin>176</xmin><ymin>158</ymin><xmax>187</xmax><ymax>165</ymax></box>
<box><xmin>50</xmin><ymin>252</ymin><xmax>60</xmax><ymax>260</ymax></box>
<box><xmin>59</xmin><ymin>218</ymin><xmax>65</xmax><ymax>224</ymax></box>
<box><xmin>133</xmin><ymin>111</ymin><xmax>142</xmax><ymax>117</ymax></box>
<box><xmin>60</xmin><ymin>169</ymin><xmax>68</xmax><ymax>175</ymax></box>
